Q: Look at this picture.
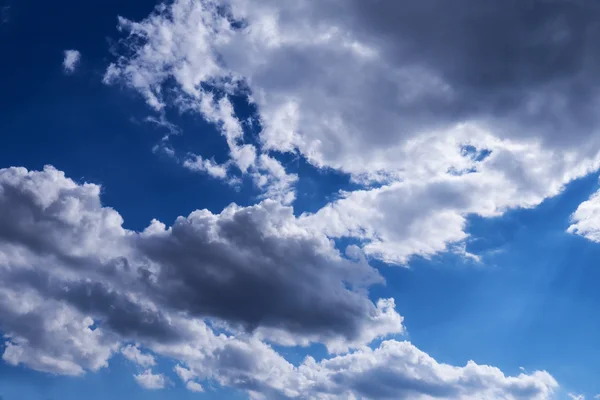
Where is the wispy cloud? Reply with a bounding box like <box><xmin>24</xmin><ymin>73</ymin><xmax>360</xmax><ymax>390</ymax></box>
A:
<box><xmin>62</xmin><ymin>49</ymin><xmax>81</xmax><ymax>73</ymax></box>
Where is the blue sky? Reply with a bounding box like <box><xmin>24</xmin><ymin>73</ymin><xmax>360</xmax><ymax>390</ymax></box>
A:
<box><xmin>2</xmin><ymin>0</ymin><xmax>600</xmax><ymax>399</ymax></box>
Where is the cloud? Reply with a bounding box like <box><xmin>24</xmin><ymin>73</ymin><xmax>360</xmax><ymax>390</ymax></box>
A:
<box><xmin>174</xmin><ymin>365</ymin><xmax>204</xmax><ymax>392</ymax></box>
<box><xmin>134</xmin><ymin>369</ymin><xmax>166</xmax><ymax>390</ymax></box>
<box><xmin>156</xmin><ymin>335</ymin><xmax>557</xmax><ymax>399</ymax></box>
<box><xmin>105</xmin><ymin>0</ymin><xmax>600</xmax><ymax>264</ymax></box>
<box><xmin>569</xmin><ymin>394</ymin><xmax>585</xmax><ymax>400</ymax></box>
<box><xmin>0</xmin><ymin>294</ymin><xmax>117</xmax><ymax>376</ymax></box>
<box><xmin>0</xmin><ymin>165</ymin><xmax>401</xmax><ymax>357</ymax></box>
<box><xmin>568</xmin><ymin>186</ymin><xmax>600</xmax><ymax>242</ymax></box>
<box><xmin>105</xmin><ymin>0</ymin><xmax>600</xmax><ymax>168</ymax></box>
<box><xmin>137</xmin><ymin>199</ymin><xmax>401</xmax><ymax>351</ymax></box>
<box><xmin>183</xmin><ymin>154</ymin><xmax>229</xmax><ymax>179</ymax></box>
<box><xmin>2</xmin><ymin>0</ymin><xmax>587</xmax><ymax>397</ymax></box>
<box><xmin>296</xmin><ymin>340</ymin><xmax>558</xmax><ymax>400</ymax></box>
<box><xmin>186</xmin><ymin>381</ymin><xmax>204</xmax><ymax>392</ymax></box>
<box><xmin>121</xmin><ymin>345</ymin><xmax>156</xmax><ymax>368</ymax></box>
<box><xmin>302</xmin><ymin>128</ymin><xmax>598</xmax><ymax>263</ymax></box>
<box><xmin>62</xmin><ymin>50</ymin><xmax>81</xmax><ymax>74</ymax></box>
<box><xmin>0</xmin><ymin>165</ymin><xmax>558</xmax><ymax>399</ymax></box>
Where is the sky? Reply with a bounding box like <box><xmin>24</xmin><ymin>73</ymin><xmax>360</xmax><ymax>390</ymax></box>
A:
<box><xmin>2</xmin><ymin>0</ymin><xmax>600</xmax><ymax>399</ymax></box>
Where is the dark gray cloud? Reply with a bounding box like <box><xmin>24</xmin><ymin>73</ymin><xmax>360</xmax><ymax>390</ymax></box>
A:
<box><xmin>137</xmin><ymin>201</ymin><xmax>390</xmax><ymax>343</ymax></box>
<box><xmin>342</xmin><ymin>0</ymin><xmax>600</xmax><ymax>148</ymax></box>
<box><xmin>0</xmin><ymin>165</ymin><xmax>401</xmax><ymax>372</ymax></box>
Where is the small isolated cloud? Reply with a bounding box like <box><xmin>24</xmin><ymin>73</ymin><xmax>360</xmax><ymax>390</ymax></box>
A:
<box><xmin>62</xmin><ymin>49</ymin><xmax>81</xmax><ymax>73</ymax></box>
<box><xmin>134</xmin><ymin>369</ymin><xmax>166</xmax><ymax>390</ymax></box>
<box><xmin>186</xmin><ymin>381</ymin><xmax>204</xmax><ymax>392</ymax></box>
<box><xmin>568</xmin><ymin>394</ymin><xmax>585</xmax><ymax>400</ymax></box>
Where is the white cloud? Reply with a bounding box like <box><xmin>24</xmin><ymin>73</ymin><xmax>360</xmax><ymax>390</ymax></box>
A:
<box><xmin>303</xmin><ymin>128</ymin><xmax>598</xmax><ymax>264</ymax></box>
<box><xmin>104</xmin><ymin>0</ymin><xmax>600</xmax><ymax>172</ymax></box>
<box><xmin>183</xmin><ymin>154</ymin><xmax>229</xmax><ymax>179</ymax></box>
<box><xmin>63</xmin><ymin>49</ymin><xmax>81</xmax><ymax>73</ymax></box>
<box><xmin>296</xmin><ymin>340</ymin><xmax>558</xmax><ymax>400</ymax></box>
<box><xmin>568</xmin><ymin>186</ymin><xmax>600</xmax><ymax>242</ymax></box>
<box><xmin>0</xmin><ymin>165</ymin><xmax>558</xmax><ymax>399</ymax></box>
<box><xmin>154</xmin><ymin>329</ymin><xmax>558</xmax><ymax>399</ymax></box>
<box><xmin>174</xmin><ymin>364</ymin><xmax>195</xmax><ymax>382</ymax></box>
<box><xmin>175</xmin><ymin>364</ymin><xmax>204</xmax><ymax>392</ymax></box>
<box><xmin>5</xmin><ymin>0</ymin><xmax>597</xmax><ymax>397</ymax></box>
<box><xmin>186</xmin><ymin>381</ymin><xmax>204</xmax><ymax>392</ymax></box>
<box><xmin>568</xmin><ymin>394</ymin><xmax>585</xmax><ymax>400</ymax></box>
<box><xmin>105</xmin><ymin>0</ymin><xmax>600</xmax><ymax>264</ymax></box>
<box><xmin>121</xmin><ymin>345</ymin><xmax>156</xmax><ymax>368</ymax></box>
<box><xmin>134</xmin><ymin>369</ymin><xmax>166</xmax><ymax>389</ymax></box>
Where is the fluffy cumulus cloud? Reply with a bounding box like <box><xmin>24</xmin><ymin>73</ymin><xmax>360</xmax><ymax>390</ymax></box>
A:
<box><xmin>0</xmin><ymin>165</ymin><xmax>401</xmax><ymax>349</ymax></box>
<box><xmin>121</xmin><ymin>345</ymin><xmax>156</xmax><ymax>368</ymax></box>
<box><xmin>0</xmin><ymin>165</ymin><xmax>557</xmax><ymax>398</ymax></box>
<box><xmin>62</xmin><ymin>49</ymin><xmax>81</xmax><ymax>73</ymax></box>
<box><xmin>568</xmin><ymin>185</ymin><xmax>600</xmax><ymax>242</ymax></box>
<box><xmin>297</xmin><ymin>340</ymin><xmax>558</xmax><ymax>400</ymax></box>
<box><xmin>134</xmin><ymin>369</ymin><xmax>166</xmax><ymax>389</ymax></box>
<box><xmin>104</xmin><ymin>0</ymin><xmax>600</xmax><ymax>264</ymax></box>
<box><xmin>7</xmin><ymin>0</ymin><xmax>600</xmax><ymax>398</ymax></box>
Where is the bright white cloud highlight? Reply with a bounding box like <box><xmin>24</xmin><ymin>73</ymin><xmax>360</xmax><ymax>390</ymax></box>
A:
<box><xmin>568</xmin><ymin>187</ymin><xmax>600</xmax><ymax>242</ymax></box>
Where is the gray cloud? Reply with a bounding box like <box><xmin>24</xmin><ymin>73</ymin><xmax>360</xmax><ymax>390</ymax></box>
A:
<box><xmin>106</xmin><ymin>0</ymin><xmax>600</xmax><ymax>177</ymax></box>
<box><xmin>0</xmin><ymin>165</ymin><xmax>401</xmax><ymax>364</ymax></box>
<box><xmin>0</xmin><ymin>166</ymin><xmax>558</xmax><ymax>398</ymax></box>
<box><xmin>103</xmin><ymin>0</ymin><xmax>600</xmax><ymax>267</ymax></box>
<box><xmin>0</xmin><ymin>0</ymin><xmax>578</xmax><ymax>396</ymax></box>
<box><xmin>137</xmin><ymin>200</ymin><xmax>391</xmax><ymax>344</ymax></box>
<box><xmin>341</xmin><ymin>0</ymin><xmax>600</xmax><ymax>148</ymax></box>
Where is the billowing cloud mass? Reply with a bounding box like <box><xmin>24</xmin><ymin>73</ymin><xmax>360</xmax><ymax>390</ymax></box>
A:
<box><xmin>7</xmin><ymin>0</ymin><xmax>600</xmax><ymax>398</ymax></box>
<box><xmin>105</xmin><ymin>0</ymin><xmax>600</xmax><ymax>264</ymax></box>
<box><xmin>0</xmin><ymin>165</ymin><xmax>557</xmax><ymax>398</ymax></box>
<box><xmin>62</xmin><ymin>49</ymin><xmax>81</xmax><ymax>73</ymax></box>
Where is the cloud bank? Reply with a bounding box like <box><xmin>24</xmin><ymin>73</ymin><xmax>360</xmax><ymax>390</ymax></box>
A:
<box><xmin>0</xmin><ymin>165</ymin><xmax>557</xmax><ymax>398</ymax></box>
<box><xmin>8</xmin><ymin>0</ymin><xmax>600</xmax><ymax>398</ymax></box>
<box><xmin>105</xmin><ymin>0</ymin><xmax>600</xmax><ymax>265</ymax></box>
